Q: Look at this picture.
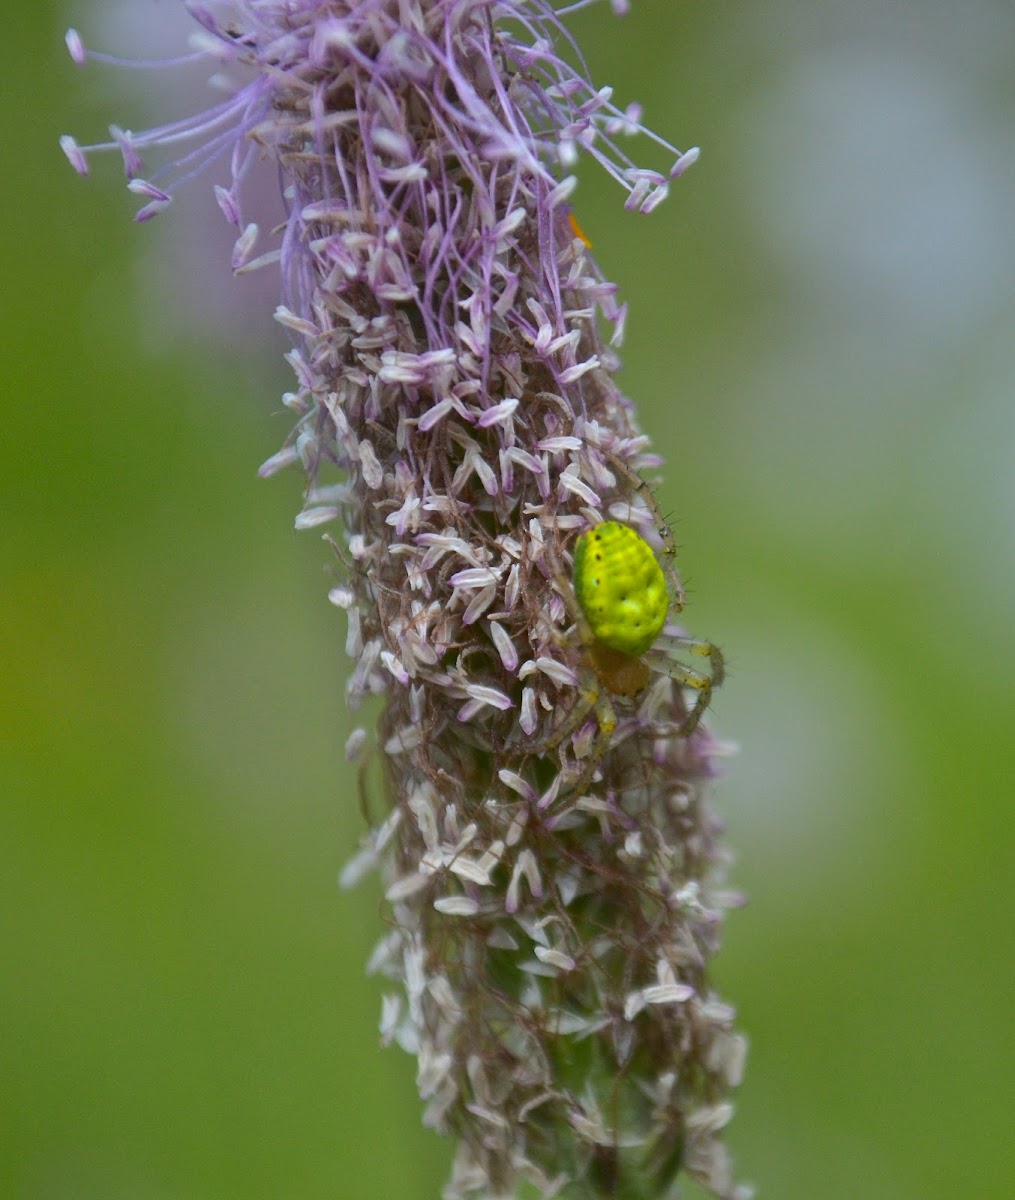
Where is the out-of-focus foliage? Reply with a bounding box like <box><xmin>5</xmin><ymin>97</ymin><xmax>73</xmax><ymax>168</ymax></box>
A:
<box><xmin>3</xmin><ymin>2</ymin><xmax>1012</xmax><ymax>1197</ymax></box>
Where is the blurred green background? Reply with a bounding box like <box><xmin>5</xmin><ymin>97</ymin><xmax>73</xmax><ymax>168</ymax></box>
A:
<box><xmin>3</xmin><ymin>2</ymin><xmax>1013</xmax><ymax>1197</ymax></box>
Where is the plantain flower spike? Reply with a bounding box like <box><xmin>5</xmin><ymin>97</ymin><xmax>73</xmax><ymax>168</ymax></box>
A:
<box><xmin>63</xmin><ymin>3</ymin><xmax>750</xmax><ymax>1197</ymax></box>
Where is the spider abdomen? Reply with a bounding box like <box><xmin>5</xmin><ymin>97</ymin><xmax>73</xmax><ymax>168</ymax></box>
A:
<box><xmin>573</xmin><ymin>521</ymin><xmax>669</xmax><ymax>659</ymax></box>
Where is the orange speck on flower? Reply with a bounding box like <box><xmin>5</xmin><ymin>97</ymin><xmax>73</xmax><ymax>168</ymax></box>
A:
<box><xmin>568</xmin><ymin>211</ymin><xmax>592</xmax><ymax>247</ymax></box>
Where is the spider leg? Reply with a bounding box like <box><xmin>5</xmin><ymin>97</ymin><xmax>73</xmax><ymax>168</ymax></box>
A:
<box><xmin>594</xmin><ymin>449</ymin><xmax>678</xmax><ymax>559</ymax></box>
<box><xmin>654</xmin><ymin>633</ymin><xmax>725</xmax><ymax>735</ymax></box>
<box><xmin>516</xmin><ymin>605</ymin><xmax>622</xmax><ymax>796</ymax></box>
<box><xmin>524</xmin><ymin>538</ymin><xmax>621</xmax><ymax>758</ymax></box>
<box><xmin>590</xmin><ymin>450</ymin><xmax>691</xmax><ymax>616</ymax></box>
<box><xmin>549</xmin><ymin>685</ymin><xmax>622</xmax><ymax>806</ymax></box>
<box><xmin>525</xmin><ymin>662</ymin><xmax>614</xmax><ymax>760</ymax></box>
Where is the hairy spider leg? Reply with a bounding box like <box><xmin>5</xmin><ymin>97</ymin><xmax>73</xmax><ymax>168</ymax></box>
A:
<box><xmin>535</xmin><ymin>580</ymin><xmax>621</xmax><ymax>760</ymax></box>
<box><xmin>647</xmin><ymin>630</ymin><xmax>726</xmax><ymax>738</ymax></box>
<box><xmin>590</xmin><ymin>449</ymin><xmax>691</xmax><ymax>612</ymax></box>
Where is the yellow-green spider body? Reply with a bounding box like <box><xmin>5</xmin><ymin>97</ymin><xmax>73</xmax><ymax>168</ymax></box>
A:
<box><xmin>573</xmin><ymin>521</ymin><xmax>669</xmax><ymax>659</ymax></box>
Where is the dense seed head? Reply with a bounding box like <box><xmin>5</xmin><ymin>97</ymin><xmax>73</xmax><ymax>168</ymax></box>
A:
<box><xmin>573</xmin><ymin>520</ymin><xmax>669</xmax><ymax>658</ymax></box>
<box><xmin>62</xmin><ymin>5</ymin><xmax>748</xmax><ymax>1196</ymax></box>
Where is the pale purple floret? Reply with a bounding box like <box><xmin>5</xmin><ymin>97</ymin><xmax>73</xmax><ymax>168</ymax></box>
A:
<box><xmin>63</xmin><ymin>4</ymin><xmax>748</xmax><ymax>1198</ymax></box>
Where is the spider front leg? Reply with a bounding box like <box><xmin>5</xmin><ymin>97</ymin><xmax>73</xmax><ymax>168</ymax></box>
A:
<box><xmin>544</xmin><ymin>673</ymin><xmax>613</xmax><ymax>755</ymax></box>
<box><xmin>538</xmin><ymin>672</ymin><xmax>624</xmax><ymax>806</ymax></box>
<box><xmin>652</xmin><ymin>631</ymin><xmax>726</xmax><ymax>736</ymax></box>
<box><xmin>527</xmin><ymin>610</ymin><xmax>619</xmax><ymax>759</ymax></box>
<box><xmin>520</xmin><ymin>554</ymin><xmax>623</xmax><ymax>779</ymax></box>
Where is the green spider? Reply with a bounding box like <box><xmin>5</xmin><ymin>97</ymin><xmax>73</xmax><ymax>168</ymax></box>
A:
<box><xmin>551</xmin><ymin>517</ymin><xmax>724</xmax><ymax>759</ymax></box>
